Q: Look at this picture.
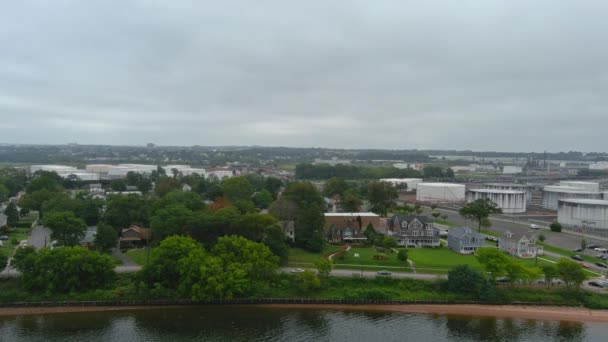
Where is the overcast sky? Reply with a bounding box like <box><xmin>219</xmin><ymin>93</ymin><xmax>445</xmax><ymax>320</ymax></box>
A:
<box><xmin>1</xmin><ymin>1</ymin><xmax>607</xmax><ymax>152</ymax></box>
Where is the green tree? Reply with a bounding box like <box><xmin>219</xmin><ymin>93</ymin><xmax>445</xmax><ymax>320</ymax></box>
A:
<box><xmin>44</xmin><ymin>211</ymin><xmax>87</xmax><ymax>246</ymax></box>
<box><xmin>341</xmin><ymin>189</ymin><xmax>362</xmax><ymax>213</ymax></box>
<box><xmin>541</xmin><ymin>265</ymin><xmax>559</xmax><ymax>286</ymax></box>
<box><xmin>323</xmin><ymin>177</ymin><xmax>349</xmax><ymax>198</ymax></box>
<box><xmin>12</xmin><ymin>246</ymin><xmax>115</xmax><ymax>293</ymax></box>
<box><xmin>95</xmin><ymin>223</ymin><xmax>119</xmax><ymax>251</ymax></box>
<box><xmin>580</xmin><ymin>239</ymin><xmax>587</xmax><ymax>252</ymax></box>
<box><xmin>103</xmin><ymin>195</ymin><xmax>150</xmax><ymax>232</ymax></box>
<box><xmin>283</xmin><ymin>182</ymin><xmax>326</xmax><ymax>252</ymax></box>
<box><xmin>153</xmin><ymin>190</ymin><xmax>205</xmax><ymax>212</ymax></box>
<box><xmin>141</xmin><ymin>235</ymin><xmax>202</xmax><ymax>289</ymax></box>
<box><xmin>252</xmin><ymin>189</ymin><xmax>273</xmax><ymax>209</ymax></box>
<box><xmin>314</xmin><ymin>257</ymin><xmax>333</xmax><ymax>279</ymax></box>
<box><xmin>538</xmin><ymin>234</ymin><xmax>546</xmax><ymax>243</ymax></box>
<box><xmin>154</xmin><ymin>177</ymin><xmax>180</xmax><ymax>197</ymax></box>
<box><xmin>397</xmin><ymin>249</ymin><xmax>408</xmax><ymax>262</ymax></box>
<box><xmin>235</xmin><ymin>213</ymin><xmax>277</xmax><ymax>242</ymax></box>
<box><xmin>379</xmin><ymin>236</ymin><xmax>398</xmax><ymax>249</ymax></box>
<box><xmin>447</xmin><ymin>264</ymin><xmax>485</xmax><ymax>296</ymax></box>
<box><xmin>0</xmin><ymin>184</ymin><xmax>9</xmax><ymax>203</ymax></box>
<box><xmin>294</xmin><ymin>270</ymin><xmax>321</xmax><ymax>293</ymax></box>
<box><xmin>4</xmin><ymin>202</ymin><xmax>19</xmax><ymax>227</ymax></box>
<box><xmin>367</xmin><ymin>181</ymin><xmax>398</xmax><ymax>216</ymax></box>
<box><xmin>268</xmin><ymin>198</ymin><xmax>298</xmax><ymax>221</ymax></box>
<box><xmin>476</xmin><ymin>248</ymin><xmax>511</xmax><ymax>280</ymax></box>
<box><xmin>262</xmin><ymin>224</ymin><xmax>289</xmax><ymax>261</ymax></box>
<box><xmin>110</xmin><ymin>179</ymin><xmax>127</xmax><ymax>191</ymax></box>
<box><xmin>459</xmin><ymin>198</ymin><xmax>502</xmax><ymax>233</ymax></box>
<box><xmin>556</xmin><ymin>258</ymin><xmax>587</xmax><ymax>289</ymax></box>
<box><xmin>264</xmin><ymin>177</ymin><xmax>283</xmax><ymax>199</ymax></box>
<box><xmin>0</xmin><ymin>253</ymin><xmax>7</xmax><ymax>272</ymax></box>
<box><xmin>550</xmin><ymin>222</ymin><xmax>562</xmax><ymax>232</ymax></box>
<box><xmin>150</xmin><ymin>204</ymin><xmax>193</xmax><ymax>241</ymax></box>
<box><xmin>26</xmin><ymin>171</ymin><xmax>63</xmax><ymax>193</ymax></box>
<box><xmin>212</xmin><ymin>235</ymin><xmax>279</xmax><ymax>280</ymax></box>
<box><xmin>221</xmin><ymin>177</ymin><xmax>255</xmax><ymax>203</ymax></box>
<box><xmin>19</xmin><ymin>189</ymin><xmax>56</xmax><ymax>219</ymax></box>
<box><xmin>445</xmin><ymin>168</ymin><xmax>455</xmax><ymax>178</ymax></box>
<box><xmin>363</xmin><ymin>223</ymin><xmax>377</xmax><ymax>245</ymax></box>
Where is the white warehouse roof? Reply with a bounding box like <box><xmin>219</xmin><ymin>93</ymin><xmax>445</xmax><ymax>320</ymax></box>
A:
<box><xmin>469</xmin><ymin>189</ymin><xmax>525</xmax><ymax>194</ymax></box>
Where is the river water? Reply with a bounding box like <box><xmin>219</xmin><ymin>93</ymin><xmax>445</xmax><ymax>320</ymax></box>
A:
<box><xmin>0</xmin><ymin>306</ymin><xmax>606</xmax><ymax>342</ymax></box>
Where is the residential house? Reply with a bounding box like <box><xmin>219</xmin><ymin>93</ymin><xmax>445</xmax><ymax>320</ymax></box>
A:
<box><xmin>498</xmin><ymin>231</ymin><xmax>543</xmax><ymax>258</ymax></box>
<box><xmin>80</xmin><ymin>226</ymin><xmax>97</xmax><ymax>249</ymax></box>
<box><xmin>119</xmin><ymin>225</ymin><xmax>151</xmax><ymax>248</ymax></box>
<box><xmin>447</xmin><ymin>227</ymin><xmax>485</xmax><ymax>254</ymax></box>
<box><xmin>323</xmin><ymin>212</ymin><xmax>383</xmax><ymax>243</ymax></box>
<box><xmin>279</xmin><ymin>221</ymin><xmax>295</xmax><ymax>243</ymax></box>
<box><xmin>88</xmin><ymin>183</ymin><xmax>103</xmax><ymax>193</ymax></box>
<box><xmin>388</xmin><ymin>216</ymin><xmax>440</xmax><ymax>247</ymax></box>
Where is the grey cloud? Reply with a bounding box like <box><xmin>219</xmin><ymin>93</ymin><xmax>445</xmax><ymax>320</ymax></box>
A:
<box><xmin>1</xmin><ymin>0</ymin><xmax>607</xmax><ymax>151</ymax></box>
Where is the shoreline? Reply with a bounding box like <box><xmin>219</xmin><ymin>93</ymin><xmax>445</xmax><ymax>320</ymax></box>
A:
<box><xmin>0</xmin><ymin>304</ymin><xmax>606</xmax><ymax>322</ymax></box>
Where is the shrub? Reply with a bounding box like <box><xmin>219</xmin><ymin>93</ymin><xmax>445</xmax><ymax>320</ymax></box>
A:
<box><xmin>350</xmin><ymin>288</ymin><xmax>399</xmax><ymax>300</ymax></box>
<box><xmin>550</xmin><ymin>223</ymin><xmax>562</xmax><ymax>232</ymax></box>
<box><xmin>397</xmin><ymin>249</ymin><xmax>408</xmax><ymax>262</ymax></box>
<box><xmin>10</xmin><ymin>238</ymin><xmax>18</xmax><ymax>246</ymax></box>
<box><xmin>373</xmin><ymin>254</ymin><xmax>388</xmax><ymax>260</ymax></box>
<box><xmin>294</xmin><ymin>270</ymin><xmax>321</xmax><ymax>293</ymax></box>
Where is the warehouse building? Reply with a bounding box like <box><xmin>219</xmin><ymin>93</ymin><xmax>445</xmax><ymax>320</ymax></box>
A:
<box><xmin>380</xmin><ymin>178</ymin><xmax>423</xmax><ymax>191</ymax></box>
<box><xmin>416</xmin><ymin>183</ymin><xmax>465</xmax><ymax>203</ymax></box>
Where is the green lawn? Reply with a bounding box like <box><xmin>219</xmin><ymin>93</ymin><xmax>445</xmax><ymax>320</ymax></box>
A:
<box><xmin>287</xmin><ymin>246</ymin><xmax>343</xmax><ymax>265</ymax></box>
<box><xmin>407</xmin><ymin>247</ymin><xmax>483</xmax><ymax>272</ymax></box>
<box><xmin>334</xmin><ymin>246</ymin><xmax>406</xmax><ymax>268</ymax></box>
<box><xmin>125</xmin><ymin>248</ymin><xmax>150</xmax><ymax>266</ymax></box>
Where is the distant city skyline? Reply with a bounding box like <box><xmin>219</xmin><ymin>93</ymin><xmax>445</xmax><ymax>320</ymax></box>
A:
<box><xmin>2</xmin><ymin>1</ymin><xmax>607</xmax><ymax>152</ymax></box>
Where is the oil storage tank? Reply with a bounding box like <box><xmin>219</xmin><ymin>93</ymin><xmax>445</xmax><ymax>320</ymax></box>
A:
<box><xmin>558</xmin><ymin>199</ymin><xmax>608</xmax><ymax>237</ymax></box>
<box><xmin>467</xmin><ymin>189</ymin><xmax>526</xmax><ymax>214</ymax></box>
<box><xmin>482</xmin><ymin>183</ymin><xmax>534</xmax><ymax>204</ymax></box>
<box><xmin>416</xmin><ymin>183</ymin><xmax>465</xmax><ymax>203</ymax></box>
<box><xmin>542</xmin><ymin>186</ymin><xmax>602</xmax><ymax>210</ymax></box>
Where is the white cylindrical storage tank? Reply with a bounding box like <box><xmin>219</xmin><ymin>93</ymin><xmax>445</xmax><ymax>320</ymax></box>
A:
<box><xmin>467</xmin><ymin>189</ymin><xmax>526</xmax><ymax>214</ymax></box>
<box><xmin>542</xmin><ymin>186</ymin><xmax>602</xmax><ymax>210</ymax></box>
<box><xmin>380</xmin><ymin>178</ymin><xmax>423</xmax><ymax>190</ymax></box>
<box><xmin>416</xmin><ymin>183</ymin><xmax>465</xmax><ymax>203</ymax></box>
<box><xmin>559</xmin><ymin>181</ymin><xmax>600</xmax><ymax>192</ymax></box>
<box><xmin>558</xmin><ymin>199</ymin><xmax>608</xmax><ymax>236</ymax></box>
<box><xmin>482</xmin><ymin>183</ymin><xmax>534</xmax><ymax>204</ymax></box>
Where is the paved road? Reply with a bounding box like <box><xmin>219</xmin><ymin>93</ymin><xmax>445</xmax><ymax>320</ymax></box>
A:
<box><xmin>279</xmin><ymin>267</ymin><xmax>444</xmax><ymax>280</ymax></box>
<box><xmin>27</xmin><ymin>225</ymin><xmax>51</xmax><ymax>250</ymax></box>
<box><xmin>434</xmin><ymin>207</ymin><xmax>608</xmax><ymax>250</ymax></box>
<box><xmin>112</xmin><ymin>248</ymin><xmax>139</xmax><ymax>267</ymax></box>
<box><xmin>433</xmin><ymin>207</ymin><xmax>608</xmax><ymax>275</ymax></box>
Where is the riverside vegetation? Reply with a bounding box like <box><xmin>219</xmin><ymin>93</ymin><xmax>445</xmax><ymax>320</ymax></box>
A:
<box><xmin>1</xmin><ymin>168</ymin><xmax>607</xmax><ymax>310</ymax></box>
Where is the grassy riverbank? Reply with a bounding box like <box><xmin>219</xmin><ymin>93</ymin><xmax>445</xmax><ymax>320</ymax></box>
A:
<box><xmin>0</xmin><ymin>273</ymin><xmax>606</xmax><ymax>310</ymax></box>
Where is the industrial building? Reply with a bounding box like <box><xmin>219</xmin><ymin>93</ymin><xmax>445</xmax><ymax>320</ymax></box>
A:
<box><xmin>482</xmin><ymin>183</ymin><xmax>534</xmax><ymax>204</ymax></box>
<box><xmin>162</xmin><ymin>165</ymin><xmax>207</xmax><ymax>177</ymax></box>
<box><xmin>502</xmin><ymin>166</ymin><xmax>523</xmax><ymax>174</ymax></box>
<box><xmin>30</xmin><ymin>165</ymin><xmax>99</xmax><ymax>181</ymax></box>
<box><xmin>558</xmin><ymin>181</ymin><xmax>600</xmax><ymax>192</ymax></box>
<box><xmin>558</xmin><ymin>199</ymin><xmax>608</xmax><ymax>236</ymax></box>
<box><xmin>107</xmin><ymin>164</ymin><xmax>158</xmax><ymax>178</ymax></box>
<box><xmin>466</xmin><ymin>189</ymin><xmax>527</xmax><ymax>214</ymax></box>
<box><xmin>542</xmin><ymin>186</ymin><xmax>603</xmax><ymax>210</ymax></box>
<box><xmin>380</xmin><ymin>178</ymin><xmax>423</xmax><ymax>190</ymax></box>
<box><xmin>416</xmin><ymin>183</ymin><xmax>465</xmax><ymax>203</ymax></box>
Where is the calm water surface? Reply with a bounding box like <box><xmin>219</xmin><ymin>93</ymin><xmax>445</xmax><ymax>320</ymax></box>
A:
<box><xmin>0</xmin><ymin>306</ymin><xmax>606</xmax><ymax>342</ymax></box>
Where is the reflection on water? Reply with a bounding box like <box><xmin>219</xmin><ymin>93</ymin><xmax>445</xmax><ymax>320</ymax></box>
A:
<box><xmin>0</xmin><ymin>306</ymin><xmax>604</xmax><ymax>342</ymax></box>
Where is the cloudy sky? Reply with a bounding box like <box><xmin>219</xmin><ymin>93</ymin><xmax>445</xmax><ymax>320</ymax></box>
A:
<box><xmin>1</xmin><ymin>1</ymin><xmax>607</xmax><ymax>152</ymax></box>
